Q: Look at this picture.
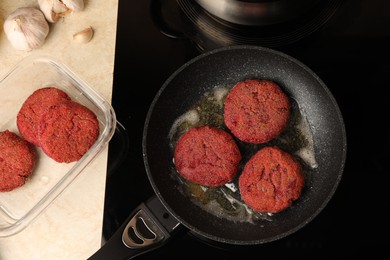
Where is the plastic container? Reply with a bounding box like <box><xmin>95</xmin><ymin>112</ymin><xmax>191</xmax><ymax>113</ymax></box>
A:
<box><xmin>0</xmin><ymin>54</ymin><xmax>116</xmax><ymax>237</ymax></box>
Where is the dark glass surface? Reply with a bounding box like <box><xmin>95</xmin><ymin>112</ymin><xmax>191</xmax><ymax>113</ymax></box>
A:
<box><xmin>104</xmin><ymin>0</ymin><xmax>390</xmax><ymax>258</ymax></box>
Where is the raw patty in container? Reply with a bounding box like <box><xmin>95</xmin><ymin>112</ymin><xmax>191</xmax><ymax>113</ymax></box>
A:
<box><xmin>239</xmin><ymin>146</ymin><xmax>304</xmax><ymax>213</ymax></box>
<box><xmin>17</xmin><ymin>87</ymin><xmax>71</xmax><ymax>146</ymax></box>
<box><xmin>174</xmin><ymin>125</ymin><xmax>241</xmax><ymax>187</ymax></box>
<box><xmin>0</xmin><ymin>130</ymin><xmax>36</xmax><ymax>192</ymax></box>
<box><xmin>38</xmin><ymin>100</ymin><xmax>100</xmax><ymax>163</ymax></box>
<box><xmin>224</xmin><ymin>79</ymin><xmax>291</xmax><ymax>144</ymax></box>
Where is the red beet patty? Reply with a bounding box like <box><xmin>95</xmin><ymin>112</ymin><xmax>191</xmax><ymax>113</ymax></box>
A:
<box><xmin>0</xmin><ymin>130</ymin><xmax>36</xmax><ymax>192</ymax></box>
<box><xmin>239</xmin><ymin>146</ymin><xmax>304</xmax><ymax>213</ymax></box>
<box><xmin>38</xmin><ymin>101</ymin><xmax>100</xmax><ymax>163</ymax></box>
<box><xmin>174</xmin><ymin>125</ymin><xmax>241</xmax><ymax>187</ymax></box>
<box><xmin>17</xmin><ymin>87</ymin><xmax>71</xmax><ymax>146</ymax></box>
<box><xmin>224</xmin><ymin>79</ymin><xmax>291</xmax><ymax>144</ymax></box>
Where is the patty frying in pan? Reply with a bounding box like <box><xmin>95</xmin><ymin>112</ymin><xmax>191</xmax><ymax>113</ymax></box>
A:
<box><xmin>174</xmin><ymin>125</ymin><xmax>241</xmax><ymax>187</ymax></box>
<box><xmin>239</xmin><ymin>146</ymin><xmax>304</xmax><ymax>213</ymax></box>
<box><xmin>224</xmin><ymin>79</ymin><xmax>291</xmax><ymax>144</ymax></box>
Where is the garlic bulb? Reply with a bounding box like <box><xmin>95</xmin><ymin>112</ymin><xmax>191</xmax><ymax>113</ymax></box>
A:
<box><xmin>3</xmin><ymin>7</ymin><xmax>49</xmax><ymax>51</ymax></box>
<box><xmin>38</xmin><ymin>0</ymin><xmax>84</xmax><ymax>23</ymax></box>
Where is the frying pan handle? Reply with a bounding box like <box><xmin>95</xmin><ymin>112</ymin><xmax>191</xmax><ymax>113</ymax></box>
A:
<box><xmin>88</xmin><ymin>196</ymin><xmax>180</xmax><ymax>260</ymax></box>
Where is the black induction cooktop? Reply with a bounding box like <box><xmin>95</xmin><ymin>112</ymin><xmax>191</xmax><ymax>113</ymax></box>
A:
<box><xmin>102</xmin><ymin>0</ymin><xmax>390</xmax><ymax>258</ymax></box>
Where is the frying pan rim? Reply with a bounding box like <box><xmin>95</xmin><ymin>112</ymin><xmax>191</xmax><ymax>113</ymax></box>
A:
<box><xmin>142</xmin><ymin>44</ymin><xmax>347</xmax><ymax>245</ymax></box>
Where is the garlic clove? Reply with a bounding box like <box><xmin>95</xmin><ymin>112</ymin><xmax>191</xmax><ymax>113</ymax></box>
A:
<box><xmin>62</xmin><ymin>0</ymin><xmax>85</xmax><ymax>12</ymax></box>
<box><xmin>73</xmin><ymin>26</ymin><xmax>94</xmax><ymax>44</ymax></box>
<box><xmin>38</xmin><ymin>0</ymin><xmax>68</xmax><ymax>23</ymax></box>
<box><xmin>3</xmin><ymin>7</ymin><xmax>49</xmax><ymax>51</ymax></box>
<box><xmin>38</xmin><ymin>0</ymin><xmax>84</xmax><ymax>23</ymax></box>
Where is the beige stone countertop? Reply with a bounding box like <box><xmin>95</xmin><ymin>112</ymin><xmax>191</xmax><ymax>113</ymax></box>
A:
<box><xmin>0</xmin><ymin>0</ymin><xmax>118</xmax><ymax>259</ymax></box>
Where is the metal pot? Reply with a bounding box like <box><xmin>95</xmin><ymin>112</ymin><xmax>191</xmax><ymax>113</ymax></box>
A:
<box><xmin>194</xmin><ymin>0</ymin><xmax>323</xmax><ymax>26</ymax></box>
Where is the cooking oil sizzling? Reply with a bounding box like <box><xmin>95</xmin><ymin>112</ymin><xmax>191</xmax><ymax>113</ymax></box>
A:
<box><xmin>168</xmin><ymin>85</ymin><xmax>317</xmax><ymax>223</ymax></box>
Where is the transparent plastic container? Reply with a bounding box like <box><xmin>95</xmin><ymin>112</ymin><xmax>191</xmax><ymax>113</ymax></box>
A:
<box><xmin>0</xmin><ymin>54</ymin><xmax>116</xmax><ymax>237</ymax></box>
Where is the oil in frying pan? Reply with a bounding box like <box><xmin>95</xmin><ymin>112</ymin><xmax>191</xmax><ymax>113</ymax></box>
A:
<box><xmin>168</xmin><ymin>84</ymin><xmax>317</xmax><ymax>223</ymax></box>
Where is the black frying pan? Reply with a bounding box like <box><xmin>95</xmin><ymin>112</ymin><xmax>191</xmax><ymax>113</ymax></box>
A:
<box><xmin>89</xmin><ymin>45</ymin><xmax>347</xmax><ymax>259</ymax></box>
